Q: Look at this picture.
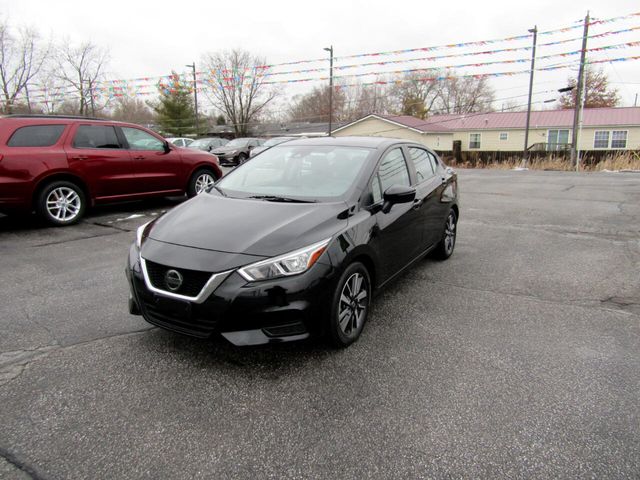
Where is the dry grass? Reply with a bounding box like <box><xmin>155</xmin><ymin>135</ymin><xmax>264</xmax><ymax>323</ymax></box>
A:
<box><xmin>448</xmin><ymin>151</ymin><xmax>640</xmax><ymax>172</ymax></box>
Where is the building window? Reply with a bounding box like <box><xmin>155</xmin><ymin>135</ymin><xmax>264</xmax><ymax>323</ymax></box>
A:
<box><xmin>611</xmin><ymin>130</ymin><xmax>627</xmax><ymax>149</ymax></box>
<box><xmin>469</xmin><ymin>133</ymin><xmax>481</xmax><ymax>149</ymax></box>
<box><xmin>594</xmin><ymin>131</ymin><xmax>610</xmax><ymax>149</ymax></box>
<box><xmin>547</xmin><ymin>129</ymin><xmax>570</xmax><ymax>151</ymax></box>
<box><xmin>499</xmin><ymin>132</ymin><xmax>508</xmax><ymax>141</ymax></box>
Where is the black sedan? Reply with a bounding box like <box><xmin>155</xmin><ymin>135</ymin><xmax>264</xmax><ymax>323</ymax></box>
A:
<box><xmin>126</xmin><ymin>137</ymin><xmax>459</xmax><ymax>347</ymax></box>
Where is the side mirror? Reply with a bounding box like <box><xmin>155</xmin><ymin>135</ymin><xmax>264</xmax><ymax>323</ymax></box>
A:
<box><xmin>207</xmin><ymin>145</ymin><xmax>213</xmax><ymax>152</ymax></box>
<box><xmin>162</xmin><ymin>141</ymin><xmax>171</xmax><ymax>154</ymax></box>
<box><xmin>382</xmin><ymin>185</ymin><xmax>416</xmax><ymax>214</ymax></box>
<box><xmin>248</xmin><ymin>145</ymin><xmax>254</xmax><ymax>150</ymax></box>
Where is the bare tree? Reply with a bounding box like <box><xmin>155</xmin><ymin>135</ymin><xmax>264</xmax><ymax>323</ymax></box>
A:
<box><xmin>110</xmin><ymin>96</ymin><xmax>155</xmax><ymax>124</ymax></box>
<box><xmin>289</xmin><ymin>85</ymin><xmax>347</xmax><ymax>123</ymax></box>
<box><xmin>201</xmin><ymin>49</ymin><xmax>280</xmax><ymax>135</ymax></box>
<box><xmin>57</xmin><ymin>41</ymin><xmax>109</xmax><ymax>116</ymax></box>
<box><xmin>0</xmin><ymin>20</ymin><xmax>50</xmax><ymax>114</ymax></box>
<box><xmin>387</xmin><ymin>71</ymin><xmax>442</xmax><ymax>119</ymax></box>
<box><xmin>437</xmin><ymin>71</ymin><xmax>495</xmax><ymax>114</ymax></box>
<box><xmin>558</xmin><ymin>66</ymin><xmax>619</xmax><ymax>109</ymax></box>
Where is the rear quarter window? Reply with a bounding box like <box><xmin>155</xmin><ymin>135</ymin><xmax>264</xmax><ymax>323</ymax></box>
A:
<box><xmin>7</xmin><ymin>125</ymin><xmax>66</xmax><ymax>147</ymax></box>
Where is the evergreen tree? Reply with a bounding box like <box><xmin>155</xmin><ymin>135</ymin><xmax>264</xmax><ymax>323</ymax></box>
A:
<box><xmin>154</xmin><ymin>71</ymin><xmax>196</xmax><ymax>136</ymax></box>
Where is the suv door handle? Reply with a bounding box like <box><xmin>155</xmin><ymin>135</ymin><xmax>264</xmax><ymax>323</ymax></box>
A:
<box><xmin>132</xmin><ymin>155</ymin><xmax>145</xmax><ymax>160</ymax></box>
<box><xmin>70</xmin><ymin>155</ymin><xmax>88</xmax><ymax>160</ymax></box>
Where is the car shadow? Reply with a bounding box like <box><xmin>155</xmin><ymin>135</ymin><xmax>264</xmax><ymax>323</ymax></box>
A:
<box><xmin>0</xmin><ymin>197</ymin><xmax>185</xmax><ymax>233</ymax></box>
<box><xmin>136</xmin><ymin>327</ymin><xmax>339</xmax><ymax>376</ymax></box>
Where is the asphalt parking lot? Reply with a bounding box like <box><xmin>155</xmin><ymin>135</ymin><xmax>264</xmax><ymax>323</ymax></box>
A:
<box><xmin>1</xmin><ymin>169</ymin><xmax>639</xmax><ymax>479</ymax></box>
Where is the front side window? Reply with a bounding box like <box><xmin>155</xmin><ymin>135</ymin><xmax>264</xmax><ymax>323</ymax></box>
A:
<box><xmin>594</xmin><ymin>131</ymin><xmax>610</xmax><ymax>149</ymax></box>
<box><xmin>121</xmin><ymin>127</ymin><xmax>164</xmax><ymax>151</ymax></box>
<box><xmin>378</xmin><ymin>148</ymin><xmax>410</xmax><ymax>192</ymax></box>
<box><xmin>611</xmin><ymin>131</ymin><xmax>627</xmax><ymax>149</ymax></box>
<box><xmin>7</xmin><ymin>125</ymin><xmax>66</xmax><ymax>147</ymax></box>
<box><xmin>408</xmin><ymin>147</ymin><xmax>435</xmax><ymax>183</ymax></box>
<box><xmin>469</xmin><ymin>133</ymin><xmax>481</xmax><ymax>149</ymax></box>
<box><xmin>73</xmin><ymin>125</ymin><xmax>121</xmax><ymax>149</ymax></box>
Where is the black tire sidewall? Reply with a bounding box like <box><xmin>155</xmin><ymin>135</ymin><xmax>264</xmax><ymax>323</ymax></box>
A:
<box><xmin>37</xmin><ymin>181</ymin><xmax>86</xmax><ymax>226</ymax></box>
<box><xmin>187</xmin><ymin>168</ymin><xmax>217</xmax><ymax>197</ymax></box>
<box><xmin>434</xmin><ymin>209</ymin><xmax>457</xmax><ymax>260</ymax></box>
<box><xmin>328</xmin><ymin>261</ymin><xmax>371</xmax><ymax>347</ymax></box>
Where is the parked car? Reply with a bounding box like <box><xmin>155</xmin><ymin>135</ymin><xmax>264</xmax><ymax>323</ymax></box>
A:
<box><xmin>166</xmin><ymin>137</ymin><xmax>194</xmax><ymax>148</ymax></box>
<box><xmin>211</xmin><ymin>137</ymin><xmax>263</xmax><ymax>166</ymax></box>
<box><xmin>249</xmin><ymin>136</ymin><xmax>298</xmax><ymax>157</ymax></box>
<box><xmin>0</xmin><ymin>115</ymin><xmax>223</xmax><ymax>226</ymax></box>
<box><xmin>126</xmin><ymin>137</ymin><xmax>458</xmax><ymax>347</ymax></box>
<box><xmin>188</xmin><ymin>137</ymin><xmax>228</xmax><ymax>152</ymax></box>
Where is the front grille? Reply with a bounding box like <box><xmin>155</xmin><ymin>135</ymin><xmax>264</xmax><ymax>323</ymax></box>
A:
<box><xmin>144</xmin><ymin>260</ymin><xmax>212</xmax><ymax>297</ymax></box>
<box><xmin>139</xmin><ymin>296</ymin><xmax>218</xmax><ymax>338</ymax></box>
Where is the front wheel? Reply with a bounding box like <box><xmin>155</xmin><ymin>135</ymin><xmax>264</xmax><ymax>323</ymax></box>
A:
<box><xmin>37</xmin><ymin>181</ymin><xmax>86</xmax><ymax>226</ymax></box>
<box><xmin>187</xmin><ymin>168</ymin><xmax>217</xmax><ymax>197</ymax></box>
<box><xmin>432</xmin><ymin>209</ymin><xmax>457</xmax><ymax>260</ymax></box>
<box><xmin>327</xmin><ymin>262</ymin><xmax>371</xmax><ymax>347</ymax></box>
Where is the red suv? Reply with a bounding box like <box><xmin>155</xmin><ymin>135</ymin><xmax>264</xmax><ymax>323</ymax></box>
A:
<box><xmin>0</xmin><ymin>115</ymin><xmax>222</xmax><ymax>225</ymax></box>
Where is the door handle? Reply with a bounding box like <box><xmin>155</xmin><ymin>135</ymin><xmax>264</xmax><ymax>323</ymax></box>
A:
<box><xmin>133</xmin><ymin>155</ymin><xmax>145</xmax><ymax>160</ymax></box>
<box><xmin>70</xmin><ymin>155</ymin><xmax>88</xmax><ymax>160</ymax></box>
<box><xmin>412</xmin><ymin>198</ymin><xmax>423</xmax><ymax>210</ymax></box>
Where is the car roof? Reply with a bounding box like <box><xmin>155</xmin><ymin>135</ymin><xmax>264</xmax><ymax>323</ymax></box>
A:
<box><xmin>0</xmin><ymin>114</ymin><xmax>139</xmax><ymax>128</ymax></box>
<box><xmin>278</xmin><ymin>136</ymin><xmax>414</xmax><ymax>150</ymax></box>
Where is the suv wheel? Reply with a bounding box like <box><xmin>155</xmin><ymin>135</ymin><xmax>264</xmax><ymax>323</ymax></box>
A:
<box><xmin>187</xmin><ymin>168</ymin><xmax>217</xmax><ymax>197</ymax></box>
<box><xmin>37</xmin><ymin>181</ymin><xmax>86</xmax><ymax>226</ymax></box>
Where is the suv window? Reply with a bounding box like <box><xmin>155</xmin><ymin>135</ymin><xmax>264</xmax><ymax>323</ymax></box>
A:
<box><xmin>408</xmin><ymin>147</ymin><xmax>435</xmax><ymax>182</ymax></box>
<box><xmin>121</xmin><ymin>127</ymin><xmax>164</xmax><ymax>151</ymax></box>
<box><xmin>378</xmin><ymin>148</ymin><xmax>410</xmax><ymax>193</ymax></box>
<box><xmin>73</xmin><ymin>125</ymin><xmax>121</xmax><ymax>149</ymax></box>
<box><xmin>7</xmin><ymin>125</ymin><xmax>66</xmax><ymax>147</ymax></box>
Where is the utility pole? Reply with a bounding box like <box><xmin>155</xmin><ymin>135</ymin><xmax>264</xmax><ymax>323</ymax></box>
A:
<box><xmin>523</xmin><ymin>26</ymin><xmax>537</xmax><ymax>167</ymax></box>
<box><xmin>186</xmin><ymin>62</ymin><xmax>199</xmax><ymax>135</ymax></box>
<box><xmin>324</xmin><ymin>46</ymin><xmax>334</xmax><ymax>136</ymax></box>
<box><xmin>570</xmin><ymin>12</ymin><xmax>590</xmax><ymax>169</ymax></box>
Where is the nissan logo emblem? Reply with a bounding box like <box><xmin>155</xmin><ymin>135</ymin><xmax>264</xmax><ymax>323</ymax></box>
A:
<box><xmin>164</xmin><ymin>269</ymin><xmax>183</xmax><ymax>292</ymax></box>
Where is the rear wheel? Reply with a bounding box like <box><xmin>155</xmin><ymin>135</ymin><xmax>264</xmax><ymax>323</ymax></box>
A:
<box><xmin>432</xmin><ymin>209</ymin><xmax>457</xmax><ymax>260</ymax></box>
<box><xmin>37</xmin><ymin>180</ymin><xmax>86</xmax><ymax>226</ymax></box>
<box><xmin>327</xmin><ymin>262</ymin><xmax>371</xmax><ymax>347</ymax></box>
<box><xmin>237</xmin><ymin>153</ymin><xmax>248</xmax><ymax>165</ymax></box>
<box><xmin>187</xmin><ymin>168</ymin><xmax>217</xmax><ymax>197</ymax></box>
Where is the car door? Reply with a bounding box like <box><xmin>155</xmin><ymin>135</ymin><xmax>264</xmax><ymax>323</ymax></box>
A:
<box><xmin>369</xmin><ymin>147</ymin><xmax>424</xmax><ymax>282</ymax></box>
<box><xmin>65</xmin><ymin>123</ymin><xmax>135</xmax><ymax>198</ymax></box>
<box><xmin>405</xmin><ymin>146</ymin><xmax>446</xmax><ymax>248</ymax></box>
<box><xmin>119</xmin><ymin>126</ymin><xmax>184</xmax><ymax>194</ymax></box>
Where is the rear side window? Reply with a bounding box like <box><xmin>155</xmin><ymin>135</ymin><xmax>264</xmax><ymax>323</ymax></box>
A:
<box><xmin>7</xmin><ymin>125</ymin><xmax>66</xmax><ymax>147</ymax></box>
<box><xmin>73</xmin><ymin>125</ymin><xmax>121</xmax><ymax>149</ymax></box>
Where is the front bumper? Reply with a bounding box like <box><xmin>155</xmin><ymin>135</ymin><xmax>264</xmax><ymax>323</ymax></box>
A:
<box><xmin>125</xmin><ymin>244</ymin><xmax>336</xmax><ymax>346</ymax></box>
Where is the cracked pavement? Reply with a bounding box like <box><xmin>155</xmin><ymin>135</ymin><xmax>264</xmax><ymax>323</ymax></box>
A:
<box><xmin>0</xmin><ymin>170</ymin><xmax>639</xmax><ymax>479</ymax></box>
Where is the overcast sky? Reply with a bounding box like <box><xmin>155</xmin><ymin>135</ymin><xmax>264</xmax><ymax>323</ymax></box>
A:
<box><xmin>2</xmin><ymin>0</ymin><xmax>639</xmax><ymax>115</ymax></box>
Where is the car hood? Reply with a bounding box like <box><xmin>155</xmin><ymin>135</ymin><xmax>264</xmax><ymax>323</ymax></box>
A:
<box><xmin>147</xmin><ymin>193</ymin><xmax>349</xmax><ymax>257</ymax></box>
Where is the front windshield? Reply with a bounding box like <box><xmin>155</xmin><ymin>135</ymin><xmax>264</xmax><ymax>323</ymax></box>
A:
<box><xmin>216</xmin><ymin>145</ymin><xmax>373</xmax><ymax>201</ymax></box>
<box><xmin>226</xmin><ymin>138</ymin><xmax>249</xmax><ymax>148</ymax></box>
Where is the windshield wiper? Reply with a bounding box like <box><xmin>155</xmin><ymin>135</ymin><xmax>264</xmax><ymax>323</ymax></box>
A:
<box><xmin>247</xmin><ymin>195</ymin><xmax>316</xmax><ymax>203</ymax></box>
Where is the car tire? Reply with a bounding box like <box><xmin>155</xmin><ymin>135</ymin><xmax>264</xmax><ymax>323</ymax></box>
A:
<box><xmin>327</xmin><ymin>262</ymin><xmax>372</xmax><ymax>348</ymax></box>
<box><xmin>237</xmin><ymin>153</ymin><xmax>248</xmax><ymax>165</ymax></box>
<box><xmin>187</xmin><ymin>168</ymin><xmax>218</xmax><ymax>197</ymax></box>
<box><xmin>36</xmin><ymin>180</ymin><xmax>86</xmax><ymax>226</ymax></box>
<box><xmin>432</xmin><ymin>208</ymin><xmax>457</xmax><ymax>260</ymax></box>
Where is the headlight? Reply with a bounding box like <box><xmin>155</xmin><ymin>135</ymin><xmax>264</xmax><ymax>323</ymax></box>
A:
<box><xmin>238</xmin><ymin>238</ymin><xmax>331</xmax><ymax>281</ymax></box>
<box><xmin>136</xmin><ymin>221</ymin><xmax>152</xmax><ymax>249</ymax></box>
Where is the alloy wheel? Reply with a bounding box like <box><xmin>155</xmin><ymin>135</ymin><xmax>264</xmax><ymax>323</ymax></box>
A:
<box><xmin>337</xmin><ymin>272</ymin><xmax>368</xmax><ymax>337</ymax></box>
<box><xmin>46</xmin><ymin>187</ymin><xmax>82</xmax><ymax>222</ymax></box>
<box><xmin>444</xmin><ymin>212</ymin><xmax>456</xmax><ymax>255</ymax></box>
<box><xmin>194</xmin><ymin>173</ymin><xmax>215</xmax><ymax>194</ymax></box>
